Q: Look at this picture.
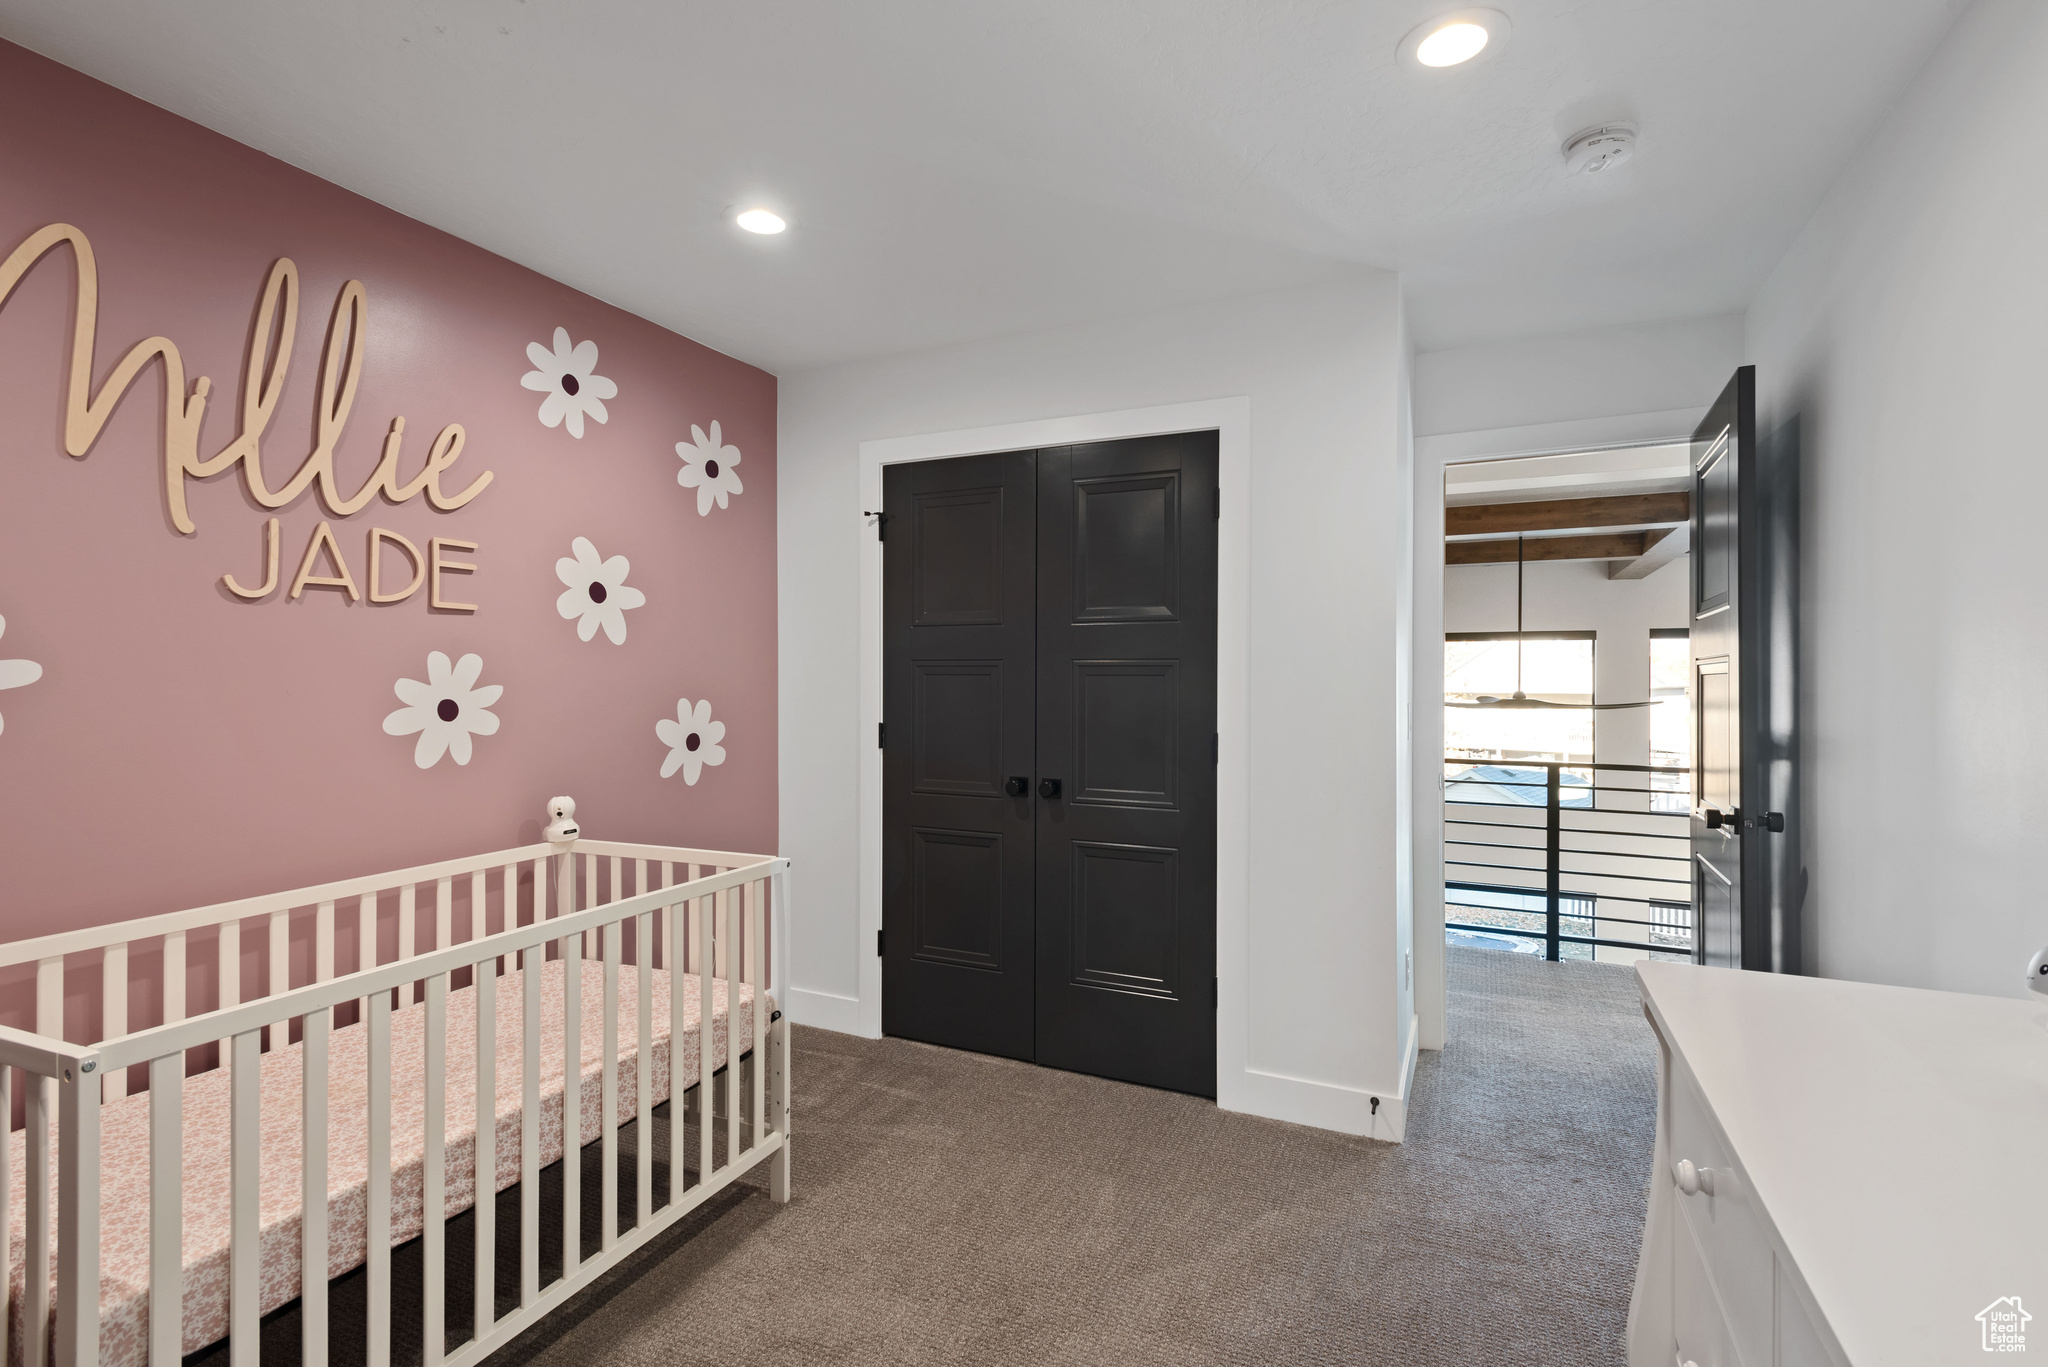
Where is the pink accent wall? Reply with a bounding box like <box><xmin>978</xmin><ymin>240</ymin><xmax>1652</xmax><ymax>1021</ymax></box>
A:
<box><xmin>0</xmin><ymin>41</ymin><xmax>778</xmax><ymax>992</ymax></box>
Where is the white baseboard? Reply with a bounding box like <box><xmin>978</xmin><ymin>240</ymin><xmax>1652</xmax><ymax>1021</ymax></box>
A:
<box><xmin>783</xmin><ymin>986</ymin><xmax>866</xmax><ymax>1036</ymax></box>
<box><xmin>1226</xmin><ymin>1017</ymin><xmax>1423</xmax><ymax>1143</ymax></box>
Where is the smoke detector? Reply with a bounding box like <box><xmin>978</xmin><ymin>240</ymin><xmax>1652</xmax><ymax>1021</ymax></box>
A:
<box><xmin>1563</xmin><ymin>124</ymin><xmax>1636</xmax><ymax>175</ymax></box>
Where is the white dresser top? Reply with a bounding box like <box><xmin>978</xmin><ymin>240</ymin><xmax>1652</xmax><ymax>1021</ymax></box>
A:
<box><xmin>1637</xmin><ymin>962</ymin><xmax>2048</xmax><ymax>1365</ymax></box>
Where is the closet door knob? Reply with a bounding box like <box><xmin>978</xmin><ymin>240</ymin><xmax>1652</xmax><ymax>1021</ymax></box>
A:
<box><xmin>1038</xmin><ymin>778</ymin><xmax>1062</xmax><ymax>799</ymax></box>
<box><xmin>1005</xmin><ymin>776</ymin><xmax>1028</xmax><ymax>797</ymax></box>
<box><xmin>1702</xmin><ymin>808</ymin><xmax>1725</xmax><ymax>829</ymax></box>
<box><xmin>1673</xmin><ymin>1159</ymin><xmax>1715</xmax><ymax>1197</ymax></box>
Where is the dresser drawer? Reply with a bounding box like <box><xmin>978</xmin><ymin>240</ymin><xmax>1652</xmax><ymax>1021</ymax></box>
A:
<box><xmin>1673</xmin><ymin>1215</ymin><xmax>1743</xmax><ymax>1367</ymax></box>
<box><xmin>1670</xmin><ymin>1068</ymin><xmax>1774</xmax><ymax>1367</ymax></box>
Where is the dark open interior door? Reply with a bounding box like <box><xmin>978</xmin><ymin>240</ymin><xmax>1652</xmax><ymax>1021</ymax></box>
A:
<box><xmin>1689</xmin><ymin>365</ymin><xmax>1801</xmax><ymax>971</ymax></box>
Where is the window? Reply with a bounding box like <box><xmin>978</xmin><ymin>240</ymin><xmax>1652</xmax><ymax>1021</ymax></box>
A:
<box><xmin>1648</xmin><ymin>629</ymin><xmax>1690</xmax><ymax>813</ymax></box>
<box><xmin>1444</xmin><ymin>633</ymin><xmax>1595</xmax><ymax>766</ymax></box>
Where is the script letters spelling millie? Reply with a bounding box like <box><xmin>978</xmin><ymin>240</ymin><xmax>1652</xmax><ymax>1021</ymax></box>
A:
<box><xmin>0</xmin><ymin>223</ymin><xmax>492</xmax><ymax>534</ymax></box>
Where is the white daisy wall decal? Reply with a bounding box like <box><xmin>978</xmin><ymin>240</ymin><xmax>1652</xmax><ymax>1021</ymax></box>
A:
<box><xmin>0</xmin><ymin>615</ymin><xmax>44</xmax><ymax>738</ymax></box>
<box><xmin>520</xmin><ymin>327</ymin><xmax>618</xmax><ymax>438</ymax></box>
<box><xmin>656</xmin><ymin>698</ymin><xmax>727</xmax><ymax>785</ymax></box>
<box><xmin>555</xmin><ymin>536</ymin><xmax>646</xmax><ymax>644</ymax></box>
<box><xmin>382</xmin><ymin>651</ymin><xmax>504</xmax><ymax>769</ymax></box>
<box><xmin>675</xmin><ymin>422</ymin><xmax>744</xmax><ymax>515</ymax></box>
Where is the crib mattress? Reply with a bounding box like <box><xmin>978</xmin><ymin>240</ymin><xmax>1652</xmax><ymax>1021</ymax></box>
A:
<box><xmin>6</xmin><ymin>958</ymin><xmax>765</xmax><ymax>1367</ymax></box>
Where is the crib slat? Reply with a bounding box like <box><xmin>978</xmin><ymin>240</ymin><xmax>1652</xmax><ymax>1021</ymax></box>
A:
<box><xmin>103</xmin><ymin>942</ymin><xmax>129</xmax><ymax>1101</ymax></box>
<box><xmin>147</xmin><ymin>1054</ymin><xmax>183</xmax><ymax>1367</ymax></box>
<box><xmin>697</xmin><ymin>895</ymin><xmax>713</xmax><ymax>1183</ymax></box>
<box><xmin>269</xmin><ymin>904</ymin><xmax>290</xmax><ymax>1000</ymax></box>
<box><xmin>55</xmin><ymin>1056</ymin><xmax>102</xmax><ymax>1367</ymax></box>
<box><xmin>600</xmin><ymin>920</ymin><xmax>619</xmax><ymax>1250</ymax></box>
<box><xmin>398</xmin><ymin>883</ymin><xmax>416</xmax><ymax>1008</ymax></box>
<box><xmin>562</xmin><ymin>928</ymin><xmax>582</xmax><ymax>1277</ymax></box>
<box><xmin>667</xmin><ymin>898</ymin><xmax>685</xmax><ymax>1201</ymax></box>
<box><xmin>610</xmin><ymin>855</ymin><xmax>622</xmax><ymax>908</ymax></box>
<box><xmin>24</xmin><ymin>1061</ymin><xmax>50</xmax><ymax>1367</ymax></box>
<box><xmin>686</xmin><ymin>867</ymin><xmax>702</xmax><ymax>972</ymax></box>
<box><xmin>721</xmin><ymin>888</ymin><xmax>739</xmax><ymax>1169</ymax></box>
<box><xmin>519</xmin><ymin>947</ymin><xmax>540</xmax><ymax>1307</ymax></box>
<box><xmin>359</xmin><ymin>892</ymin><xmax>376</xmax><ymax>975</ymax></box>
<box><xmin>436</xmin><ymin>874</ymin><xmax>453</xmax><ymax>955</ymax></box>
<box><xmin>470</xmin><ymin>869</ymin><xmax>486</xmax><ymax>944</ymax></box>
<box><xmin>230</xmin><ymin>1029</ymin><xmax>261</xmax><ymax>1367</ymax></box>
<box><xmin>635</xmin><ymin>909</ymin><xmax>653</xmax><ymax>1228</ymax></box>
<box><xmin>474</xmin><ymin>953</ymin><xmax>498</xmax><ymax>1339</ymax></box>
<box><xmin>497</xmin><ymin>863</ymin><xmax>516</xmax><ymax>938</ymax></box>
<box><xmin>302</xmin><ymin>1007</ymin><xmax>330</xmax><ymax>1367</ymax></box>
<box><xmin>216</xmin><ymin>920</ymin><xmax>236</xmax><ymax>1071</ymax></box>
<box><xmin>316</xmin><ymin>900</ymin><xmax>335</xmax><ymax>982</ymax></box>
<box><xmin>423</xmin><ymin>973</ymin><xmax>447</xmax><ymax>1367</ymax></box>
<box><xmin>367</xmin><ymin>991</ymin><xmax>393</xmax><ymax>1367</ymax></box>
<box><xmin>714</xmin><ymin>884</ymin><xmax>730</xmax><ymax>982</ymax></box>
<box><xmin>749</xmin><ymin>879</ymin><xmax>764</xmax><ymax>1148</ymax></box>
<box><xmin>0</xmin><ymin>1067</ymin><xmax>12</xmax><ymax>1367</ymax></box>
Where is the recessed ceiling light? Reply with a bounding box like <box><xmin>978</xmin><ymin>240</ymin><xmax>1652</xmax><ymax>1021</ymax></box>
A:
<box><xmin>1399</xmin><ymin>9</ymin><xmax>1511</xmax><ymax>71</ymax></box>
<box><xmin>735</xmin><ymin>208</ymin><xmax>786</xmax><ymax>235</ymax></box>
<box><xmin>1418</xmin><ymin>22</ymin><xmax>1488</xmax><ymax>66</ymax></box>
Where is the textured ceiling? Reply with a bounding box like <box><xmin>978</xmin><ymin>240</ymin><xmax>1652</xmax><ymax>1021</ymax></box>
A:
<box><xmin>0</xmin><ymin>0</ymin><xmax>1966</xmax><ymax>372</ymax></box>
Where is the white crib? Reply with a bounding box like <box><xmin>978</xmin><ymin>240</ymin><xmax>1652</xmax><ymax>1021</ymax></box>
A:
<box><xmin>0</xmin><ymin>800</ymin><xmax>791</xmax><ymax>1367</ymax></box>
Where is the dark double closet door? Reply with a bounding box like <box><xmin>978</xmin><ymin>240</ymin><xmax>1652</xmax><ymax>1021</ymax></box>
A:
<box><xmin>881</xmin><ymin>432</ymin><xmax>1218</xmax><ymax>1098</ymax></box>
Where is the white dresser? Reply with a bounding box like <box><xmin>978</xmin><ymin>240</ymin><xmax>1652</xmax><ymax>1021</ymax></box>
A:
<box><xmin>1629</xmin><ymin>962</ymin><xmax>2048</xmax><ymax>1366</ymax></box>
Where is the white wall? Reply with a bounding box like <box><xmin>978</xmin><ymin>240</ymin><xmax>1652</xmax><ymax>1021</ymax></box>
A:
<box><xmin>1445</xmin><ymin>557</ymin><xmax>1690</xmax><ymax>772</ymax></box>
<box><xmin>778</xmin><ymin>275</ymin><xmax>1417</xmax><ymax>1137</ymax></box>
<box><xmin>1414</xmin><ymin>314</ymin><xmax>1744</xmax><ymax>441</ymax></box>
<box><xmin>1746</xmin><ymin>0</ymin><xmax>2048</xmax><ymax>998</ymax></box>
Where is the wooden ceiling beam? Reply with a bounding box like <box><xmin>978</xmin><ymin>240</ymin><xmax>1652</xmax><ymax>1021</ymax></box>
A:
<box><xmin>1445</xmin><ymin>492</ymin><xmax>1690</xmax><ymax>538</ymax></box>
<box><xmin>1446</xmin><ymin>533</ymin><xmax>1649</xmax><ymax>565</ymax></box>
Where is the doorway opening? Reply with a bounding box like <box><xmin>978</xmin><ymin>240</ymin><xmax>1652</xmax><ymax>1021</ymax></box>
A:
<box><xmin>1440</xmin><ymin>447</ymin><xmax>1696</xmax><ymax>965</ymax></box>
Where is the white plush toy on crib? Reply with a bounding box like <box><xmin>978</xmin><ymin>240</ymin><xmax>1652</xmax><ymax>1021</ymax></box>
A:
<box><xmin>544</xmin><ymin>795</ymin><xmax>580</xmax><ymax>845</ymax></box>
<box><xmin>2029</xmin><ymin>943</ymin><xmax>2048</xmax><ymax>997</ymax></box>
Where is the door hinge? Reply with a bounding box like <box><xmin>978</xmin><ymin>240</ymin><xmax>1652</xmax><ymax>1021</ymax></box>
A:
<box><xmin>877</xmin><ymin>929</ymin><xmax>886</xmax><ymax>957</ymax></box>
<box><xmin>877</xmin><ymin>722</ymin><xmax>886</xmax><ymax>749</ymax></box>
<box><xmin>863</xmin><ymin>510</ymin><xmax>890</xmax><ymax>541</ymax></box>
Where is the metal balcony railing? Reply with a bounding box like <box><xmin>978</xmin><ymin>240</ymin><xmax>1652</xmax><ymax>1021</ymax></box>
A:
<box><xmin>1442</xmin><ymin>757</ymin><xmax>1695</xmax><ymax>962</ymax></box>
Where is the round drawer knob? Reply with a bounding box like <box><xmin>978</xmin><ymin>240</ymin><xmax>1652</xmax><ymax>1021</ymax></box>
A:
<box><xmin>1672</xmin><ymin>1159</ymin><xmax>1716</xmax><ymax>1196</ymax></box>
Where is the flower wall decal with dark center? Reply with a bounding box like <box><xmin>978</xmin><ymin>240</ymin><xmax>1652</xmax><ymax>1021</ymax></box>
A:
<box><xmin>656</xmin><ymin>697</ymin><xmax>727</xmax><ymax>784</ymax></box>
<box><xmin>554</xmin><ymin>536</ymin><xmax>646</xmax><ymax>643</ymax></box>
<box><xmin>520</xmin><ymin>327</ymin><xmax>618</xmax><ymax>438</ymax></box>
<box><xmin>675</xmin><ymin>421</ymin><xmax>744</xmax><ymax>515</ymax></box>
<box><xmin>382</xmin><ymin>651</ymin><xmax>504</xmax><ymax>768</ymax></box>
<box><xmin>0</xmin><ymin>614</ymin><xmax>43</xmax><ymax>738</ymax></box>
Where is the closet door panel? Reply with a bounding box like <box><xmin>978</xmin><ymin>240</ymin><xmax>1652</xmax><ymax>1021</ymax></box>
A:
<box><xmin>882</xmin><ymin>451</ymin><xmax>1039</xmax><ymax>1060</ymax></box>
<box><xmin>1034</xmin><ymin>433</ymin><xmax>1218</xmax><ymax>1097</ymax></box>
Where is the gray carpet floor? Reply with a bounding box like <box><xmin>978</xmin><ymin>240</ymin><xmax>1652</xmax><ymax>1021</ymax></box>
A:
<box><xmin>472</xmin><ymin>945</ymin><xmax>1657</xmax><ymax>1367</ymax></box>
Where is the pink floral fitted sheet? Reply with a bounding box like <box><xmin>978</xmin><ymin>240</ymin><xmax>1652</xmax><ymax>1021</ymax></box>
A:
<box><xmin>6</xmin><ymin>958</ymin><xmax>766</xmax><ymax>1367</ymax></box>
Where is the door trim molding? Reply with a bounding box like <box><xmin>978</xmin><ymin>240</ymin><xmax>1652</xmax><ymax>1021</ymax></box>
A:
<box><xmin>856</xmin><ymin>398</ymin><xmax>1250</xmax><ymax>1107</ymax></box>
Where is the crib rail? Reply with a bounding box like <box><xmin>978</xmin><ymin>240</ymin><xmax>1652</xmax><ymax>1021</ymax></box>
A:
<box><xmin>2</xmin><ymin>838</ymin><xmax>792</xmax><ymax>1367</ymax></box>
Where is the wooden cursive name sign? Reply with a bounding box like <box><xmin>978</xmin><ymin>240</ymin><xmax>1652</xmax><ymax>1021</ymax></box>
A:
<box><xmin>0</xmin><ymin>223</ymin><xmax>493</xmax><ymax>536</ymax></box>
